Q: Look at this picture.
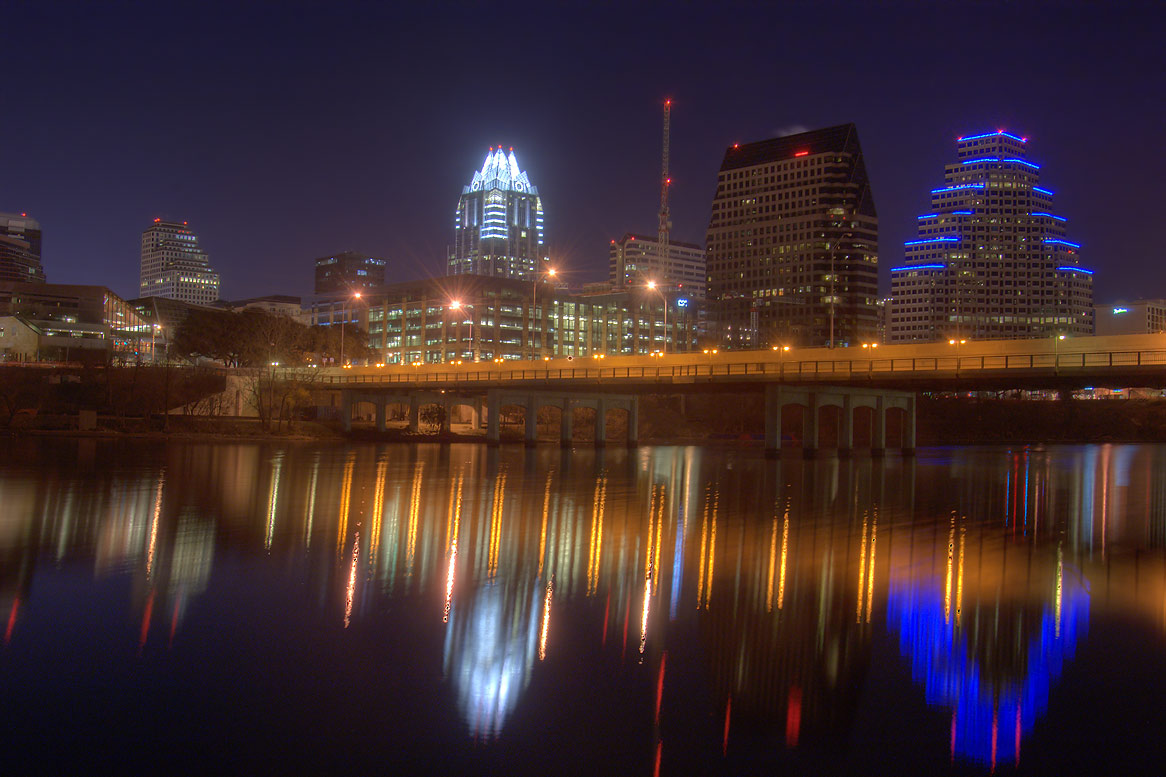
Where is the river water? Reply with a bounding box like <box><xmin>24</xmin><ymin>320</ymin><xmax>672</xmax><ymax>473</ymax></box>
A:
<box><xmin>1</xmin><ymin>439</ymin><xmax>1164</xmax><ymax>775</ymax></box>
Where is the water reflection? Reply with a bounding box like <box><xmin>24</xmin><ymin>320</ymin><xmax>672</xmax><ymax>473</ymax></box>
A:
<box><xmin>1</xmin><ymin>440</ymin><xmax>1165</xmax><ymax>773</ymax></box>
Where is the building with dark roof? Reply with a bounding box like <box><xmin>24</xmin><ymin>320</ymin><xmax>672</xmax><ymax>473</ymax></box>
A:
<box><xmin>314</xmin><ymin>251</ymin><xmax>386</xmax><ymax>297</ymax></box>
<box><xmin>0</xmin><ymin>212</ymin><xmax>45</xmax><ymax>284</ymax></box>
<box><xmin>705</xmin><ymin>123</ymin><xmax>878</xmax><ymax>349</ymax></box>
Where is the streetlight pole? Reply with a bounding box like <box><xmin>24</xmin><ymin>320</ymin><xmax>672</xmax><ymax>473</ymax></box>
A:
<box><xmin>532</xmin><ymin>267</ymin><xmax>556</xmax><ymax>359</ymax></box>
<box><xmin>340</xmin><ymin>291</ymin><xmax>362</xmax><ymax>367</ymax></box>
<box><xmin>647</xmin><ymin>280</ymin><xmax>667</xmax><ymax>354</ymax></box>
<box><xmin>828</xmin><ymin>242</ymin><xmax>835</xmax><ymax>349</ymax></box>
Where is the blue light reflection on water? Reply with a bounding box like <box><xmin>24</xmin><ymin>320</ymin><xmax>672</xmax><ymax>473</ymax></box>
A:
<box><xmin>888</xmin><ymin>564</ymin><xmax>1089</xmax><ymax>767</ymax></box>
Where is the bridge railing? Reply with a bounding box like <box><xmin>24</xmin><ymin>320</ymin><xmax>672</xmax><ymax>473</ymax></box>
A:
<box><xmin>309</xmin><ymin>347</ymin><xmax>1166</xmax><ymax>386</ymax></box>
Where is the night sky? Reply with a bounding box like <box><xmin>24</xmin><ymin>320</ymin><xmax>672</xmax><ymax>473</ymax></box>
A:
<box><xmin>2</xmin><ymin>1</ymin><xmax>1161</xmax><ymax>304</ymax></box>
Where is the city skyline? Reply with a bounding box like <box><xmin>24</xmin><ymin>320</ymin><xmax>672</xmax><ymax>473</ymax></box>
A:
<box><xmin>0</xmin><ymin>2</ymin><xmax>1160</xmax><ymax>306</ymax></box>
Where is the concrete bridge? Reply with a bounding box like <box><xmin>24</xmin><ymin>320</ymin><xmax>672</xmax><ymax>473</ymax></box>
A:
<box><xmin>317</xmin><ymin>334</ymin><xmax>1166</xmax><ymax>455</ymax></box>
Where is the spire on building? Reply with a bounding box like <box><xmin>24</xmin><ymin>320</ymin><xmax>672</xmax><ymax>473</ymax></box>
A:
<box><xmin>451</xmin><ymin>147</ymin><xmax>547</xmax><ymax>279</ymax></box>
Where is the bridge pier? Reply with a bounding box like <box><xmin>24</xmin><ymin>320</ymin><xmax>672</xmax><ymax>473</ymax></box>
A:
<box><xmin>594</xmin><ymin>398</ymin><xmax>607</xmax><ymax>447</ymax></box>
<box><xmin>764</xmin><ymin>386</ymin><xmax>782</xmax><ymax>458</ymax></box>
<box><xmin>871</xmin><ymin>397</ymin><xmax>886</xmax><ymax>457</ymax></box>
<box><xmin>408</xmin><ymin>395</ymin><xmax>420</xmax><ymax>432</ymax></box>
<box><xmin>803</xmin><ymin>393</ymin><xmax>820</xmax><ymax>459</ymax></box>
<box><xmin>375</xmin><ymin>398</ymin><xmax>386</xmax><ymax>433</ymax></box>
<box><xmin>560</xmin><ymin>398</ymin><xmax>574</xmax><ymax>447</ymax></box>
<box><xmin>525</xmin><ymin>398</ymin><xmax>538</xmax><ymax>447</ymax></box>
<box><xmin>441</xmin><ymin>396</ymin><xmax>452</xmax><ymax>434</ymax></box>
<box><xmin>903</xmin><ymin>395</ymin><xmax>916</xmax><ymax>456</ymax></box>
<box><xmin>764</xmin><ymin>385</ymin><xmax>915</xmax><ymax>458</ymax></box>
<box><xmin>486</xmin><ymin>392</ymin><xmax>500</xmax><ymax>446</ymax></box>
<box><xmin>627</xmin><ymin>396</ymin><xmax>639</xmax><ymax>447</ymax></box>
<box><xmin>341</xmin><ymin>392</ymin><xmax>353</xmax><ymax>433</ymax></box>
<box><xmin>838</xmin><ymin>394</ymin><xmax>853</xmax><ymax>458</ymax></box>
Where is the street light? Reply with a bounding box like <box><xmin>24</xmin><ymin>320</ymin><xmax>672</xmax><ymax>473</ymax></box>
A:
<box><xmin>450</xmin><ymin>299</ymin><xmax>479</xmax><ymax>362</ymax></box>
<box><xmin>150</xmin><ymin>324</ymin><xmax>163</xmax><ymax>364</ymax></box>
<box><xmin>532</xmin><ymin>266</ymin><xmax>557</xmax><ymax>358</ymax></box>
<box><xmin>948</xmin><ymin>338</ymin><xmax>967</xmax><ymax>379</ymax></box>
<box><xmin>646</xmin><ymin>280</ymin><xmax>668</xmax><ymax>354</ymax></box>
<box><xmin>340</xmin><ymin>291</ymin><xmax>362</xmax><ymax>368</ymax></box>
<box><xmin>1054</xmin><ymin>333</ymin><xmax>1066</xmax><ymax>377</ymax></box>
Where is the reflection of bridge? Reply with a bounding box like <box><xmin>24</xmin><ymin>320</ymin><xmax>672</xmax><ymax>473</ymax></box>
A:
<box><xmin>317</xmin><ymin>334</ymin><xmax>1166</xmax><ymax>455</ymax></box>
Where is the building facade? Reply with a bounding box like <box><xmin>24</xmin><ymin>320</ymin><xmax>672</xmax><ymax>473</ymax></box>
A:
<box><xmin>609</xmin><ymin>233</ymin><xmax>706</xmax><ymax>299</ymax></box>
<box><xmin>314</xmin><ymin>251</ymin><xmax>387</xmax><ymax>296</ymax></box>
<box><xmin>1</xmin><ymin>212</ymin><xmax>46</xmax><ymax>284</ymax></box>
<box><xmin>450</xmin><ymin>148</ymin><xmax>547</xmax><ymax>280</ymax></box>
<box><xmin>705</xmin><ymin>124</ymin><xmax>878</xmax><ymax>350</ymax></box>
<box><xmin>0</xmin><ymin>282</ymin><xmax>153</xmax><ymax>362</ymax></box>
<box><xmin>139</xmin><ymin>219</ymin><xmax>220</xmax><ymax>305</ymax></box>
<box><xmin>888</xmin><ymin>131</ymin><xmax>1093</xmax><ymax>343</ymax></box>
<box><xmin>1094</xmin><ymin>300</ymin><xmax>1166</xmax><ymax>336</ymax></box>
<box><xmin>311</xmin><ymin>275</ymin><xmax>698</xmax><ymax>365</ymax></box>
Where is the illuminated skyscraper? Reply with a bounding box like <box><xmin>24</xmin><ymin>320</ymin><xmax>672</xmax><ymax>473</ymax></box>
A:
<box><xmin>450</xmin><ymin>147</ymin><xmax>547</xmax><ymax>280</ymax></box>
<box><xmin>139</xmin><ymin>219</ymin><xmax>220</xmax><ymax>305</ymax></box>
<box><xmin>888</xmin><ymin>131</ymin><xmax>1093</xmax><ymax>342</ymax></box>
<box><xmin>0</xmin><ymin>212</ymin><xmax>45</xmax><ymax>284</ymax></box>
<box><xmin>705</xmin><ymin>124</ymin><xmax>879</xmax><ymax>349</ymax></box>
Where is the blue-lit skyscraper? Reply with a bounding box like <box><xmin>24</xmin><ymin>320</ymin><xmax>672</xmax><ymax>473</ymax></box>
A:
<box><xmin>888</xmin><ymin>131</ymin><xmax>1093</xmax><ymax>342</ymax></box>
<box><xmin>450</xmin><ymin>147</ymin><xmax>547</xmax><ymax>280</ymax></box>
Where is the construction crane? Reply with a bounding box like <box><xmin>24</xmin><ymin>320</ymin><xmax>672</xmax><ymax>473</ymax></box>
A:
<box><xmin>658</xmin><ymin>99</ymin><xmax>672</xmax><ymax>270</ymax></box>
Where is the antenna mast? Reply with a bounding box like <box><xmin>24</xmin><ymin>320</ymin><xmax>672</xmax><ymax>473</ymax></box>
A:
<box><xmin>658</xmin><ymin>99</ymin><xmax>672</xmax><ymax>271</ymax></box>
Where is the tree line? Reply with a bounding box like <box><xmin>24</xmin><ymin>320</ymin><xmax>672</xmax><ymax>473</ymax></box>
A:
<box><xmin>168</xmin><ymin>307</ymin><xmax>373</xmax><ymax>367</ymax></box>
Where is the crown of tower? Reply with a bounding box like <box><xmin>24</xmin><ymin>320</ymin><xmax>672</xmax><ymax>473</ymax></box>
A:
<box><xmin>465</xmin><ymin>147</ymin><xmax>537</xmax><ymax>195</ymax></box>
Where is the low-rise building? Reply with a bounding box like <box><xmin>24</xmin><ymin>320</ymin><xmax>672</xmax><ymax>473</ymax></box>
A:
<box><xmin>311</xmin><ymin>274</ymin><xmax>700</xmax><ymax>365</ymax></box>
<box><xmin>0</xmin><ymin>282</ymin><xmax>153</xmax><ymax>362</ymax></box>
<box><xmin>1095</xmin><ymin>300</ymin><xmax>1166</xmax><ymax>336</ymax></box>
<box><xmin>609</xmin><ymin>233</ymin><xmax>706</xmax><ymax>300</ymax></box>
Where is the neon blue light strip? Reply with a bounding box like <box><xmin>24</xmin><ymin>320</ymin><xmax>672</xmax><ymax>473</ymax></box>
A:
<box><xmin>958</xmin><ymin>131</ymin><xmax>1027</xmax><ymax>143</ymax></box>
<box><xmin>1057</xmin><ymin>266</ymin><xmax>1093</xmax><ymax>275</ymax></box>
<box><xmin>931</xmin><ymin>184</ymin><xmax>985</xmax><ymax>194</ymax></box>
<box><xmin>921</xmin><ymin>210</ymin><xmax>970</xmax><ymax>219</ymax></box>
<box><xmin>1004</xmin><ymin>158</ymin><xmax>1040</xmax><ymax>169</ymax></box>
<box><xmin>1033</xmin><ymin>187</ymin><xmax>1054</xmax><ymax>196</ymax></box>
<box><xmin>1031</xmin><ymin>212</ymin><xmax>1066</xmax><ymax>221</ymax></box>
<box><xmin>904</xmin><ymin>237</ymin><xmax>960</xmax><ymax>246</ymax></box>
<box><xmin>891</xmin><ymin>264</ymin><xmax>946</xmax><ymax>272</ymax></box>
<box><xmin>1045</xmin><ymin>239</ymin><xmax>1082</xmax><ymax>248</ymax></box>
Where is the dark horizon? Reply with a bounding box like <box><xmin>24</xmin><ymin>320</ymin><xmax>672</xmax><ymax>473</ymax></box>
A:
<box><xmin>1</xmin><ymin>1</ymin><xmax>1161</xmax><ymax>305</ymax></box>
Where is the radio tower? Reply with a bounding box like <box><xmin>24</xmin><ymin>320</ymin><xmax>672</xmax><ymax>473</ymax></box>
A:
<box><xmin>658</xmin><ymin>99</ymin><xmax>672</xmax><ymax>274</ymax></box>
